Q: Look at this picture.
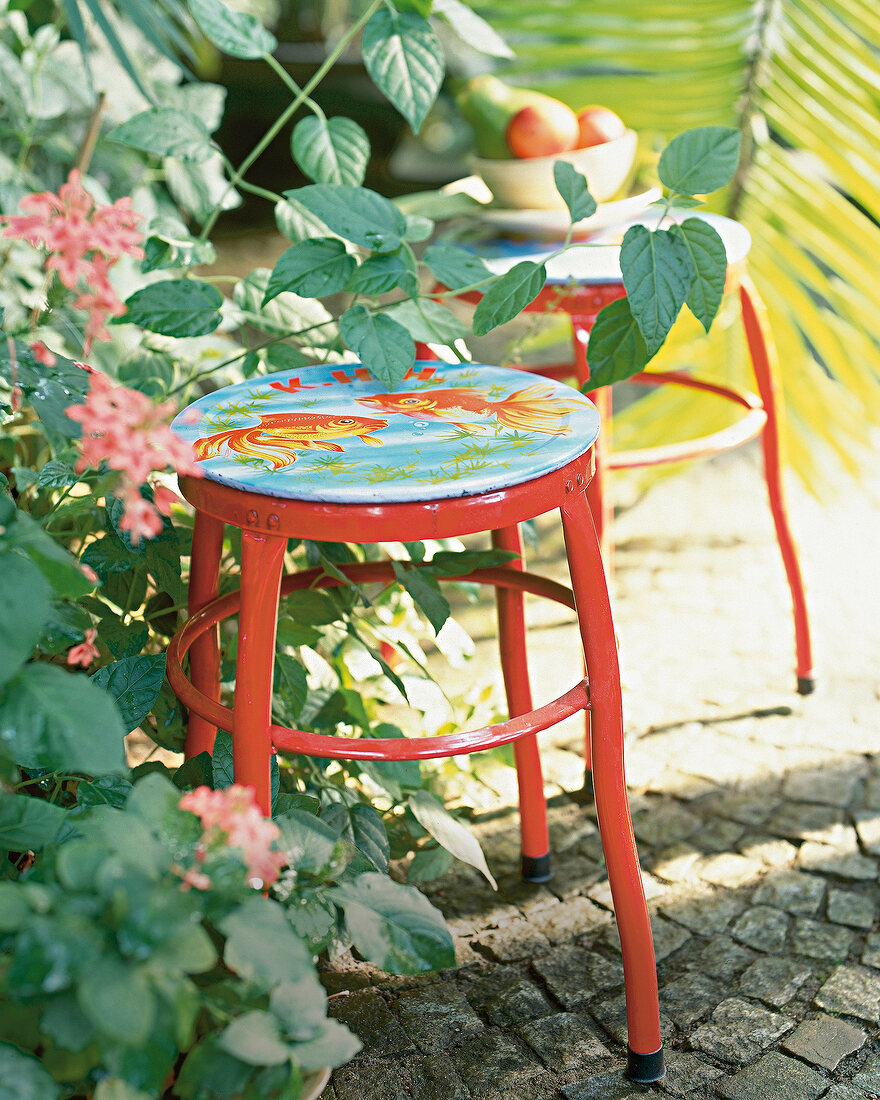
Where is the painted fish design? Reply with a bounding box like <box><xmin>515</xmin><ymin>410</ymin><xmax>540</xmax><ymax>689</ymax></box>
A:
<box><xmin>194</xmin><ymin>411</ymin><xmax>388</xmax><ymax>471</ymax></box>
<box><xmin>356</xmin><ymin>385</ymin><xmax>583</xmax><ymax>435</ymax></box>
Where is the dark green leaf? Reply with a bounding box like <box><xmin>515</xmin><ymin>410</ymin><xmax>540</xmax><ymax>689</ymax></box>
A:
<box><xmin>98</xmin><ymin>619</ymin><xmax>150</xmax><ymax>661</ymax></box>
<box><xmin>385</xmin><ymin>300</ymin><xmax>468</xmax><ymax>345</ymax></box>
<box><xmin>291</xmin><ymin>115</ymin><xmax>370</xmax><ymax>186</ymax></box>
<box><xmin>285</xmin><ymin>894</ymin><xmax>336</xmax><ymax>953</ymax></box>
<box><xmin>212</xmin><ymin>730</ymin><xmax>234</xmax><ymax>789</ymax></box>
<box><xmin>350</xmin><ymin>803</ymin><xmax>390</xmax><ymax>873</ymax></box>
<box><xmin>553</xmin><ymin>161</ymin><xmax>598</xmax><ymax>223</ymax></box>
<box><xmin>108</xmin><ymin>108</ymin><xmax>213</xmax><ymax>162</ymax></box>
<box><xmin>118</xmin><ymin>279</ymin><xmax>223</xmax><ymax>338</ymax></box>
<box><xmin>669</xmin><ymin>217</ymin><xmax>728</xmax><ymax>332</ymax></box>
<box><xmin>392</xmin><ymin>562</ymin><xmax>449</xmax><ymax>634</ymax></box>
<box><xmin>90</xmin><ymin>655</ymin><xmax>167</xmax><ymax>733</ymax></box>
<box><xmin>264</xmin><ymin>345</ymin><xmax>310</xmax><ymax>372</ymax></box>
<box><xmin>275</xmin><ymin>809</ymin><xmax>340</xmax><ymax>876</ymax></box>
<box><xmin>141</xmin><ymin>218</ymin><xmax>216</xmax><ymax>273</ymax></box>
<box><xmin>0</xmin><ymin>556</ymin><xmax>51</xmax><ymax>687</ymax></box>
<box><xmin>339</xmin><ymin>306</ymin><xmax>414</xmax><ymax>388</ymax></box>
<box><xmin>175</xmin><ymin>1038</ymin><xmax>253</xmax><ymax>1100</ymax></box>
<box><xmin>472</xmin><ymin>261</ymin><xmax>546</xmax><ymax>337</ymax></box>
<box><xmin>619</xmin><ymin>224</ymin><xmax>692</xmax><ymax>356</ymax></box>
<box><xmin>78</xmin><ymin>955</ymin><xmax>156</xmax><ymax>1045</ymax></box>
<box><xmin>330</xmin><ymin>873</ymin><xmax>454</xmax><ymax>973</ymax></box>
<box><xmin>219</xmin><ymin>1011</ymin><xmax>290</xmax><ymax>1066</ymax></box>
<box><xmin>76</xmin><ymin>775</ymin><xmax>134</xmax><ymax>810</ymax></box>
<box><xmin>0</xmin><ymin>663</ymin><xmax>126</xmax><ymax>774</ymax></box>
<box><xmin>0</xmin><ymin>1042</ymin><xmax>60</xmax><ymax>1100</ymax></box>
<box><xmin>0</xmin><ymin>792</ymin><xmax>65</xmax><ymax>850</ymax></box>
<box><xmin>284</xmin><ymin>185</ymin><xmax>407</xmax><ymax>253</ymax></box>
<box><xmin>263</xmin><ymin>239</ymin><xmax>356</xmax><ymax>304</ymax></box>
<box><xmin>585</xmin><ymin>296</ymin><xmax>650</xmax><ymax>388</ymax></box>
<box><xmin>36</xmin><ymin>460</ymin><xmax>78</xmax><ymax>489</ymax></box>
<box><xmin>361</xmin><ymin>9</ymin><xmax>444</xmax><ymax>134</ymax></box>
<box><xmin>286</xmin><ymin>1017</ymin><xmax>361</xmax><ymax>1070</ymax></box>
<box><xmin>657</xmin><ymin>126</ymin><xmax>741</xmax><ymax>196</ymax></box>
<box><xmin>428</xmin><ymin>548</ymin><xmax>518</xmax><ymax>575</ymax></box>
<box><xmin>276</xmin><ymin>617</ymin><xmax>322</xmax><ymax>648</ymax></box>
<box><xmin>221</xmin><ymin>897</ymin><xmax>315</xmax><ymax>988</ymax></box>
<box><xmin>190</xmin><ymin>0</ymin><xmax>276</xmax><ymax>57</ymax></box>
<box><xmin>408</xmin><ymin>790</ymin><xmax>496</xmax><ymax>887</ymax></box>
<box><xmin>403</xmin><ymin>214</ymin><xmax>434</xmax><ymax>242</ymax></box>
<box><xmin>80</xmin><ymin>533</ymin><xmax>139</xmax><ymax>579</ymax></box>
<box><xmin>274</xmin><ymin>654</ymin><xmax>308</xmax><ymax>722</ymax></box>
<box><xmin>145</xmin><ymin>535</ymin><xmax>184</xmax><ymax>603</ymax></box>
<box><xmin>408</xmin><ymin>843</ymin><xmax>453</xmax><ymax>882</ymax></box>
<box><xmin>3</xmin><ymin>508</ymin><xmax>90</xmax><ymax>600</ymax></box>
<box><xmin>423</xmin><ymin>243</ymin><xmax>491</xmax><ymax>290</ymax></box>
<box><xmin>269</xmin><ymin>973</ymin><xmax>327</xmax><ymax>1042</ymax></box>
<box><xmin>284</xmin><ymin>589</ymin><xmax>342</xmax><ymax>626</ymax></box>
<box><xmin>346</xmin><ymin>248</ymin><xmax>419</xmax><ymax>298</ymax></box>
<box><xmin>172</xmin><ymin>752</ymin><xmax>214</xmax><ymax>790</ymax></box>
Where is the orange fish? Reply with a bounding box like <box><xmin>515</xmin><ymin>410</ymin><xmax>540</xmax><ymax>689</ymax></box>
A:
<box><xmin>194</xmin><ymin>411</ymin><xmax>388</xmax><ymax>471</ymax></box>
<box><xmin>356</xmin><ymin>385</ymin><xmax>583</xmax><ymax>435</ymax></box>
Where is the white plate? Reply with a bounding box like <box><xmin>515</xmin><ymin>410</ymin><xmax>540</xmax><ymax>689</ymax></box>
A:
<box><xmin>474</xmin><ymin>187</ymin><xmax>662</xmax><ymax>238</ymax></box>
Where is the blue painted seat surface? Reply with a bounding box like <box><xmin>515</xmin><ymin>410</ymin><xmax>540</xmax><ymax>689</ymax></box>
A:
<box><xmin>171</xmin><ymin>361</ymin><xmax>600</xmax><ymax>504</ymax></box>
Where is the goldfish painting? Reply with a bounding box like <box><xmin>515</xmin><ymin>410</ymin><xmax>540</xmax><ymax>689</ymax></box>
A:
<box><xmin>194</xmin><ymin>411</ymin><xmax>388</xmax><ymax>471</ymax></box>
<box><xmin>355</xmin><ymin>385</ymin><xmax>584</xmax><ymax>435</ymax></box>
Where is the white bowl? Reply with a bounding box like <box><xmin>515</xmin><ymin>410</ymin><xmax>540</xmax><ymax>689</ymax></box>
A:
<box><xmin>472</xmin><ymin>129</ymin><xmax>638</xmax><ymax>210</ymax></box>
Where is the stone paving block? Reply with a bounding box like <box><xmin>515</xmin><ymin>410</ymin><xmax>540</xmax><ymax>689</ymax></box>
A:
<box><xmin>827</xmin><ymin>887</ymin><xmax>876</xmax><ymax>930</ymax></box>
<box><xmin>481</xmin><ymin>978</ymin><xmax>555</xmax><ymax>1027</ymax></box>
<box><xmin>515</xmin><ymin>1010</ymin><xmax>612</xmax><ymax>1070</ymax></box>
<box><xmin>547</xmin><ymin>854</ymin><xmax>606</xmax><ymax>900</ymax></box>
<box><xmin>657</xmin><ymin>1051</ymin><xmax>724</xmax><ymax>1096</ymax></box>
<box><xmin>532</xmin><ymin>945</ymin><xmax>624</xmax><ymax>1008</ymax></box>
<box><xmin>737</xmin><ymin>834</ymin><xmax>798</xmax><ymax>869</ymax></box>
<box><xmin>752</xmin><ymin>870</ymin><xmax>826</xmax><ymax>915</ymax></box>
<box><xmin>688</xmin><ymin>996</ymin><xmax>794</xmax><ymax>1065</ymax></box>
<box><xmin>447</xmin><ymin>1030</ymin><xmax>543</xmax><ymax>1098</ymax></box>
<box><xmin>402</xmin><ymin>1054</ymin><xmax>470</xmax><ymax>1100</ymax></box>
<box><xmin>797</xmin><ymin>840</ymin><xmax>878</xmax><ymax>881</ymax></box>
<box><xmin>394</xmin><ymin>980</ymin><xmax>484</xmax><ymax>1053</ymax></box>
<box><xmin>561</xmin><ymin>1066</ymin><xmax>644</xmax><ymax>1100</ymax></box>
<box><xmin>782</xmin><ymin>766</ymin><xmax>865</xmax><ymax>807</ymax></box>
<box><xmin>631</xmin><ymin>802</ymin><xmax>701</xmax><ymax>848</ymax></box>
<box><xmin>693</xmin><ymin>817</ymin><xmax>746</xmax><ymax>854</ymax></box>
<box><xmin>861</xmin><ymin>932</ymin><xmax>880</xmax><ymax>970</ymax></box>
<box><xmin>539</xmin><ymin>895</ymin><xmax>613</xmax><ymax>944</ymax></box>
<box><xmin>765</xmin><ymin>801</ymin><xmax>844</xmax><ymax>842</ymax></box>
<box><xmin>588</xmin><ymin>992</ymin><xmax>673</xmax><ymax>1047</ymax></box>
<box><xmin>737</xmin><ymin>956</ymin><xmax>812</xmax><ymax>1008</ymax></box>
<box><xmin>696</xmin><ymin>852</ymin><xmax>762</xmax><ymax>889</ymax></box>
<box><xmin>814</xmin><ymin>965</ymin><xmax>880</xmax><ymax>1023</ymax></box>
<box><xmin>714</xmin><ymin>793</ymin><xmax>780</xmax><ymax>827</ymax></box>
<box><xmin>473</xmin><ymin>919</ymin><xmax>552</xmax><ymax>963</ymax></box>
<box><xmin>652</xmin><ymin>844</ymin><xmax>703</xmax><ymax>884</ymax></box>
<box><xmin>600</xmin><ymin>913</ymin><xmax>691</xmax><ymax>963</ymax></box>
<box><xmin>686</xmin><ymin>937</ymin><xmax>756</xmax><ymax>983</ymax></box>
<box><xmin>659</xmin><ymin>889</ymin><xmax>747</xmax><ymax>934</ymax></box>
<box><xmin>853</xmin><ymin>1053</ymin><xmax>880</xmax><ymax>1091</ymax></box>
<box><xmin>587</xmin><ymin>873</ymin><xmax>666</xmax><ymax>910</ymax></box>
<box><xmin>714</xmin><ymin>1051</ymin><xmax>827</xmax><ymax>1100</ymax></box>
<box><xmin>333</xmin><ymin>1060</ymin><xmax>411</xmax><ymax>1100</ymax></box>
<box><xmin>730</xmin><ymin>905</ymin><xmax>790</xmax><ymax>954</ymax></box>
<box><xmin>854</xmin><ymin>810</ymin><xmax>880</xmax><ymax>856</ymax></box>
<box><xmin>781</xmin><ymin>1012</ymin><xmax>866</xmax><ymax>1070</ymax></box>
<box><xmin>820</xmin><ymin>1086</ymin><xmax>872</xmax><ymax>1100</ymax></box>
<box><xmin>330</xmin><ymin>989</ymin><xmax>416</xmax><ymax>1057</ymax></box>
<box><xmin>659</xmin><ymin>971</ymin><xmax>722</xmax><ymax>1030</ymax></box>
<box><xmin>791</xmin><ymin>916</ymin><xmax>854</xmax><ymax>961</ymax></box>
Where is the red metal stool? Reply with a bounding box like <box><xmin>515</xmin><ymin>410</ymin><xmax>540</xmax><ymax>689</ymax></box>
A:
<box><xmin>167</xmin><ymin>359</ymin><xmax>664</xmax><ymax>1083</ymax></box>
<box><xmin>424</xmin><ymin>210</ymin><xmax>815</xmax><ymax>699</ymax></box>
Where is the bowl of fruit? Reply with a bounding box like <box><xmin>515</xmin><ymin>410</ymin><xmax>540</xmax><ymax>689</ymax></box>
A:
<box><xmin>458</xmin><ymin>76</ymin><xmax>638</xmax><ymax>210</ymax></box>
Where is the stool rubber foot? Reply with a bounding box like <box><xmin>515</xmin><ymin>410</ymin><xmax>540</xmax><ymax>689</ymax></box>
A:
<box><xmin>521</xmin><ymin>852</ymin><xmax>552</xmax><ymax>883</ymax></box>
<box><xmin>797</xmin><ymin>675</ymin><xmax>816</xmax><ymax>696</ymax></box>
<box><xmin>627</xmin><ymin>1045</ymin><xmax>665</xmax><ymax>1084</ymax></box>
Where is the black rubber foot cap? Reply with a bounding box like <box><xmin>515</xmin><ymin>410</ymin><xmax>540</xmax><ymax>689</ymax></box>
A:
<box><xmin>797</xmin><ymin>675</ymin><xmax>816</xmax><ymax>695</ymax></box>
<box><xmin>627</xmin><ymin>1045</ymin><xmax>665</xmax><ymax>1084</ymax></box>
<box><xmin>521</xmin><ymin>852</ymin><xmax>552</xmax><ymax>883</ymax></box>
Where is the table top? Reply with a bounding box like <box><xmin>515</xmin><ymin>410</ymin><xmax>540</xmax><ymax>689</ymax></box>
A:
<box><xmin>473</xmin><ymin>211</ymin><xmax>751</xmax><ymax>286</ymax></box>
<box><xmin>171</xmin><ymin>361</ymin><xmax>600</xmax><ymax>504</ymax></box>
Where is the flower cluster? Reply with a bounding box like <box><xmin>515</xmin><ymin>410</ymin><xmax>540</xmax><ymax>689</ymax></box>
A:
<box><xmin>66</xmin><ymin>370</ymin><xmax>203</xmax><ymax>543</ymax></box>
<box><xmin>178</xmin><ymin>785</ymin><xmax>288</xmax><ymax>889</ymax></box>
<box><xmin>66</xmin><ymin>627</ymin><xmax>100</xmax><ymax>668</ymax></box>
<box><xmin>1</xmin><ymin>170</ymin><xmax>143</xmax><ymax>351</ymax></box>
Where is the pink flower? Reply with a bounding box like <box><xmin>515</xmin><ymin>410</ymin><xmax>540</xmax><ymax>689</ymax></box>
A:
<box><xmin>31</xmin><ymin>342</ymin><xmax>57</xmax><ymax>367</ymax></box>
<box><xmin>67</xmin><ymin>628</ymin><xmax>99</xmax><ymax>668</ymax></box>
<box><xmin>179</xmin><ymin>785</ymin><xmax>288</xmax><ymax>887</ymax></box>
<box><xmin>80</xmin><ymin>564</ymin><xmax>98</xmax><ymax>585</ymax></box>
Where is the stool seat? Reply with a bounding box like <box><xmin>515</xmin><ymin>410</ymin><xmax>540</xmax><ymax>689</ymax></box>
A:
<box><xmin>171</xmin><ymin>362</ymin><xmax>600</xmax><ymax>504</ymax></box>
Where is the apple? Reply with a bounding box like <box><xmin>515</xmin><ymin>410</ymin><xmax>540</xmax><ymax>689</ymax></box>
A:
<box><xmin>506</xmin><ymin>101</ymin><xmax>579</xmax><ymax>159</ymax></box>
<box><xmin>577</xmin><ymin>105</ymin><xmax>626</xmax><ymax>148</ymax></box>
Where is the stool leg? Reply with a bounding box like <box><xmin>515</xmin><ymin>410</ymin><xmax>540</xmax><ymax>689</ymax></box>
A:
<box><xmin>491</xmin><ymin>526</ymin><xmax>551</xmax><ymax>883</ymax></box>
<box><xmin>232</xmin><ymin>530</ymin><xmax>287</xmax><ymax>815</ymax></box>
<box><xmin>185</xmin><ymin>511</ymin><xmax>225</xmax><ymax>759</ymax></box>
<box><xmin>739</xmin><ymin>279</ymin><xmax>816</xmax><ymax>694</ymax></box>
<box><xmin>561</xmin><ymin>490</ymin><xmax>664</xmax><ymax>1083</ymax></box>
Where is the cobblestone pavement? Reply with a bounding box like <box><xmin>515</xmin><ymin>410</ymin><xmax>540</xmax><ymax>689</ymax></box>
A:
<box><xmin>321</xmin><ymin>447</ymin><xmax>880</xmax><ymax>1100</ymax></box>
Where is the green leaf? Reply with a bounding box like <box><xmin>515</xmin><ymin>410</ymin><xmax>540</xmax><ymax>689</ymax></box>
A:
<box><xmin>78</xmin><ymin>955</ymin><xmax>156</xmax><ymax>1045</ymax></box>
<box><xmin>221</xmin><ymin>897</ymin><xmax>315</xmax><ymax>988</ymax></box>
<box><xmin>141</xmin><ymin>218</ymin><xmax>216</xmax><ymax>273</ymax></box>
<box><xmin>275</xmin><ymin>809</ymin><xmax>340</xmax><ymax>876</ymax></box>
<box><xmin>472</xmin><ymin>261</ymin><xmax>546</xmax><ymax>337</ymax></box>
<box><xmin>0</xmin><ymin>555</ymin><xmax>51</xmax><ymax>687</ymax></box>
<box><xmin>269</xmin><ymin>973</ymin><xmax>327</xmax><ymax>1042</ymax></box>
<box><xmin>392</xmin><ymin>562</ymin><xmax>450</xmax><ymax>634</ymax></box>
<box><xmin>362</xmin><ymin>9</ymin><xmax>444</xmax><ymax>134</ymax></box>
<box><xmin>36</xmin><ymin>460</ymin><xmax>78</xmax><ymax>489</ymax></box>
<box><xmin>285</xmin><ymin>895</ymin><xmax>336</xmax><ymax>954</ymax></box>
<box><xmin>385</xmin><ymin>300</ymin><xmax>468</xmax><ymax>345</ymax></box>
<box><xmin>90</xmin><ymin>655</ymin><xmax>167</xmax><ymax>733</ymax></box>
<box><xmin>284</xmin><ymin>589</ymin><xmax>342</xmax><ymax>626</ymax></box>
<box><xmin>349</xmin><ymin>803</ymin><xmax>390</xmax><ymax>873</ymax></box>
<box><xmin>403</xmin><ymin>214</ymin><xmax>434</xmax><ymax>242</ymax></box>
<box><xmin>190</xmin><ymin>0</ymin><xmax>277</xmax><ymax>57</ymax></box>
<box><xmin>657</xmin><ymin>126</ymin><xmax>741</xmax><ymax>196</ymax></box>
<box><xmin>330</xmin><ymin>872</ymin><xmax>454</xmax><ymax>974</ymax></box>
<box><xmin>553</xmin><ymin>161</ymin><xmax>598</xmax><ymax>223</ymax></box>
<box><xmin>0</xmin><ymin>1042</ymin><xmax>60</xmax><ymax>1100</ymax></box>
<box><xmin>118</xmin><ymin>279</ymin><xmax>223</xmax><ymax>338</ymax></box>
<box><xmin>339</xmin><ymin>306</ymin><xmax>414</xmax><ymax>388</ymax></box>
<box><xmin>108</xmin><ymin>108</ymin><xmax>213</xmax><ymax>162</ymax></box>
<box><xmin>0</xmin><ymin>663</ymin><xmax>126</xmax><ymax>774</ymax></box>
<box><xmin>0</xmin><ymin>883</ymin><xmax>33</xmax><ymax>932</ymax></box>
<box><xmin>4</xmin><ymin>509</ymin><xmax>91</xmax><ymax>600</ymax></box>
<box><xmin>585</xmin><ymin>297</ymin><xmax>650</xmax><ymax>389</ymax></box>
<box><xmin>408</xmin><ymin>790</ymin><xmax>496</xmax><ymax>888</ymax></box>
<box><xmin>98</xmin><ymin>619</ymin><xmax>150</xmax><ymax>661</ymax></box>
<box><xmin>284</xmin><ymin>185</ymin><xmax>407</xmax><ymax>253</ymax></box>
<box><xmin>408</xmin><ymin>843</ymin><xmax>453</xmax><ymax>882</ymax></box>
<box><xmin>219</xmin><ymin>1011</ymin><xmax>290</xmax><ymax>1066</ymax></box>
<box><xmin>175</xmin><ymin>1038</ymin><xmax>253</xmax><ymax>1100</ymax></box>
<box><xmin>428</xmin><ymin>547</ymin><xmax>518</xmax><ymax>575</ymax></box>
<box><xmin>93</xmin><ymin>1080</ymin><xmax>153</xmax><ymax>1100</ymax></box>
<box><xmin>212</xmin><ymin>730</ymin><xmax>234</xmax><ymax>789</ymax></box>
<box><xmin>432</xmin><ymin>0</ymin><xmax>513</xmax><ymax>58</ymax></box>
<box><xmin>346</xmin><ymin>247</ymin><xmax>419</xmax><ymax>298</ymax></box>
<box><xmin>291</xmin><ymin>115</ymin><xmax>370</xmax><ymax>186</ymax></box>
<box><xmin>286</xmin><ymin>1017</ymin><xmax>361</xmax><ymax>1070</ymax></box>
<box><xmin>669</xmin><ymin>217</ymin><xmax>728</xmax><ymax>332</ymax></box>
<box><xmin>619</xmin><ymin>225</ymin><xmax>692</xmax><ymax>356</ymax></box>
<box><xmin>145</xmin><ymin>534</ymin><xmax>185</xmax><ymax>604</ymax></box>
<box><xmin>0</xmin><ymin>792</ymin><xmax>65</xmax><ymax>850</ymax></box>
<box><xmin>80</xmin><ymin>533</ymin><xmax>139</xmax><ymax>579</ymax></box>
<box><xmin>263</xmin><ymin>239</ymin><xmax>356</xmax><ymax>304</ymax></box>
<box><xmin>422</xmin><ymin>243</ymin><xmax>491</xmax><ymax>290</ymax></box>
<box><xmin>76</xmin><ymin>774</ymin><xmax>134</xmax><ymax>810</ymax></box>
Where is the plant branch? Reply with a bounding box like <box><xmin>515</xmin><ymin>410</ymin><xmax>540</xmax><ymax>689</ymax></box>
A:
<box><xmin>76</xmin><ymin>92</ymin><xmax>107</xmax><ymax>175</ymax></box>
